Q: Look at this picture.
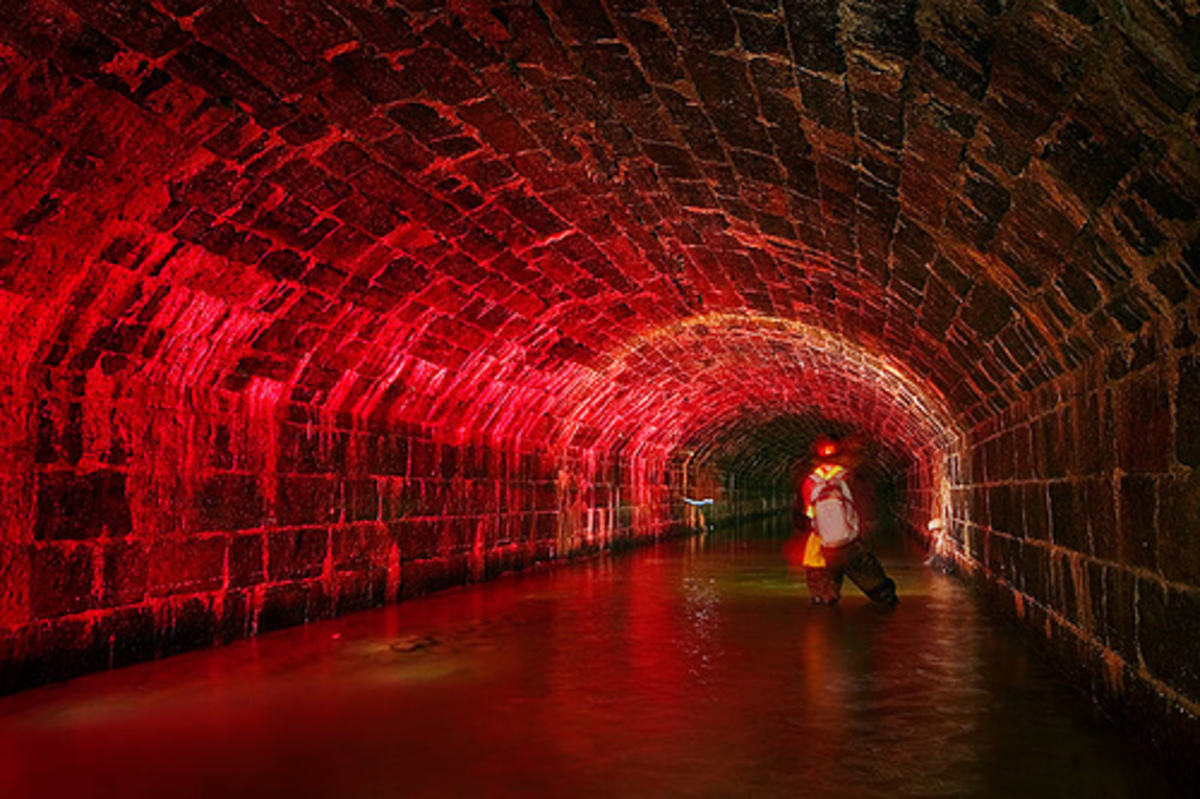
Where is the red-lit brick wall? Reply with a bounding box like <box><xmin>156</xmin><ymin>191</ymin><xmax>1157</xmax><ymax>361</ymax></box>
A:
<box><xmin>4</xmin><ymin>365</ymin><xmax>720</xmax><ymax>692</ymax></box>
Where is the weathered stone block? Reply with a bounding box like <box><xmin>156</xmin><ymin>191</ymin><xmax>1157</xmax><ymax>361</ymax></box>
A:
<box><xmin>395</xmin><ymin>519</ymin><xmax>441</xmax><ymax>560</ymax></box>
<box><xmin>1048</xmin><ymin>550</ymin><xmax>1077</xmax><ymax>623</ymax></box>
<box><xmin>962</xmin><ymin>281</ymin><xmax>1013</xmax><ymax>340</ymax></box>
<box><xmin>1101</xmin><ymin>566</ymin><xmax>1138</xmax><ymax>662</ymax></box>
<box><xmin>149</xmin><ymin>537</ymin><xmax>227</xmax><ymax>597</ymax></box>
<box><xmin>1138</xmin><ymin>580</ymin><xmax>1200</xmax><ymax>700</ymax></box>
<box><xmin>1042</xmin><ymin>117</ymin><xmax>1144</xmax><ymax>210</ymax></box>
<box><xmin>29</xmin><ymin>544</ymin><xmax>94</xmax><ymax>617</ymax></box>
<box><xmin>1159</xmin><ymin>471</ymin><xmax>1200</xmax><ymax>584</ymax></box>
<box><xmin>922</xmin><ymin>39</ymin><xmax>988</xmax><ymax>99</ymax></box>
<box><xmin>1177</xmin><ymin>356</ymin><xmax>1200</xmax><ymax>467</ymax></box>
<box><xmin>65</xmin><ymin>0</ymin><xmax>189</xmax><ymax>57</ymax></box>
<box><xmin>332</xmin><ymin>49</ymin><xmax>419</xmax><ymax>104</ymax></box>
<box><xmin>1073</xmin><ymin>391</ymin><xmax>1102</xmax><ymax>474</ymax></box>
<box><xmin>989</xmin><ymin>484</ymin><xmax>1015</xmax><ymax>535</ymax></box>
<box><xmin>333</xmin><ymin>569</ymin><xmax>387</xmax><ymax>615</ymax></box>
<box><xmin>737</xmin><ymin>11</ymin><xmax>789</xmax><ymax>56</ymax></box>
<box><xmin>101</xmin><ymin>540</ymin><xmax>147</xmax><ymax>607</ymax></box>
<box><xmin>1011</xmin><ymin>422</ymin><xmax>1033</xmax><ymax>477</ymax></box>
<box><xmin>257</xmin><ymin>583</ymin><xmax>318</xmax><ymax>634</ymax></box>
<box><xmin>1020</xmin><ymin>541</ymin><xmax>1049</xmax><ymax>603</ymax></box>
<box><xmin>1119</xmin><ymin>474</ymin><xmax>1157</xmax><ymax>571</ymax></box>
<box><xmin>20</xmin><ymin>617</ymin><xmax>108</xmax><ymax>688</ymax></box>
<box><xmin>986</xmin><ymin>529</ymin><xmax>1015</xmax><ymax>580</ymax></box>
<box><xmin>400</xmin><ymin>554</ymin><xmax>471</xmax><ymax>599</ymax></box>
<box><xmin>332</xmin><ymin>523</ymin><xmax>387</xmax><ymax>573</ymax></box>
<box><xmin>1031</xmin><ymin>413</ymin><xmax>1054</xmax><ymax>479</ymax></box>
<box><xmin>158</xmin><ymin>596</ymin><xmax>216</xmax><ymax>658</ymax></box>
<box><xmin>1086</xmin><ymin>561</ymin><xmax>1106</xmax><ymax>638</ymax></box>
<box><xmin>35</xmin><ymin>470</ymin><xmax>132</xmax><ymax>540</ymax></box>
<box><xmin>195</xmin><ymin>473</ymin><xmax>264</xmax><ymax>531</ymax></box>
<box><xmin>968</xmin><ymin>525</ymin><xmax>987</xmax><ymax>562</ymax></box>
<box><xmin>1023</xmin><ymin>484</ymin><xmax>1050</xmax><ymax>541</ymax></box>
<box><xmin>402</xmin><ymin>46</ymin><xmax>485</xmax><ymax>104</ymax></box>
<box><xmin>622</xmin><ymin>18</ymin><xmax>684</xmax><ymax>84</ymax></box>
<box><xmin>409</xmin><ymin>439</ymin><xmax>440</xmax><ymax>479</ymax></box>
<box><xmin>1050</xmin><ymin>481</ymin><xmax>1088</xmax><ymax>552</ymax></box>
<box><xmin>783</xmin><ymin>0</ymin><xmax>844</xmax><ymax>74</ymax></box>
<box><xmin>1114</xmin><ymin>368</ymin><xmax>1170</xmax><ymax>473</ymax></box>
<box><xmin>1083</xmin><ymin>477</ymin><xmax>1116</xmax><ymax>561</ymax></box>
<box><xmin>267</xmin><ymin>527</ymin><xmax>328</xmax><ymax>582</ymax></box>
<box><xmin>367</xmin><ymin>435</ymin><xmax>408</xmax><ymax>476</ymax></box>
<box><xmin>343</xmin><ymin>479</ymin><xmax>379</xmax><ymax>522</ymax></box>
<box><xmin>97</xmin><ymin>605</ymin><xmax>156</xmax><ymax>670</ymax></box>
<box><xmin>229</xmin><ymin>534</ymin><xmax>265</xmax><ymax>589</ymax></box>
<box><xmin>276</xmin><ymin>476</ymin><xmax>339</xmax><ymax>526</ymax></box>
<box><xmin>218</xmin><ymin>588</ymin><xmax>251</xmax><ymax>644</ymax></box>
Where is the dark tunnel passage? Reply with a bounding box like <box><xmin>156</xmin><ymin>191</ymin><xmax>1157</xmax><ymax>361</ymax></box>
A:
<box><xmin>0</xmin><ymin>0</ymin><xmax>1198</xmax><ymax>788</ymax></box>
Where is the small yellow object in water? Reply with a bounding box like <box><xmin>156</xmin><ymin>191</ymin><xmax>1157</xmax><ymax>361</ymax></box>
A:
<box><xmin>802</xmin><ymin>533</ymin><xmax>826</xmax><ymax>569</ymax></box>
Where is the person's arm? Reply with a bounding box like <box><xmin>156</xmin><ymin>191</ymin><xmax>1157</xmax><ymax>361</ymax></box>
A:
<box><xmin>800</xmin><ymin>475</ymin><xmax>816</xmax><ymax>519</ymax></box>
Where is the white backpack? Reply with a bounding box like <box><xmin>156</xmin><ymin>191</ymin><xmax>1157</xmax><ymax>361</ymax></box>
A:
<box><xmin>806</xmin><ymin>467</ymin><xmax>859</xmax><ymax>547</ymax></box>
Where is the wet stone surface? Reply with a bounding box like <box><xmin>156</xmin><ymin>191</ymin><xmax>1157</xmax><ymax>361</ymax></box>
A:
<box><xmin>0</xmin><ymin>517</ymin><xmax>1173</xmax><ymax>798</ymax></box>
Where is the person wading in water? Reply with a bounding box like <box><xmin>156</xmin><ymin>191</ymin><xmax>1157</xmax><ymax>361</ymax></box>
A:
<box><xmin>796</xmin><ymin>437</ymin><xmax>898</xmax><ymax>606</ymax></box>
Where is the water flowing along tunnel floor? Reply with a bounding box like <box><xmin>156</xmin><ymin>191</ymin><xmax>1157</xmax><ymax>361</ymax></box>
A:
<box><xmin>0</xmin><ymin>517</ymin><xmax>1172</xmax><ymax>799</ymax></box>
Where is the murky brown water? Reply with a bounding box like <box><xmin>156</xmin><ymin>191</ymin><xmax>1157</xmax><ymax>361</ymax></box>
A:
<box><xmin>0</xmin><ymin>517</ymin><xmax>1171</xmax><ymax>797</ymax></box>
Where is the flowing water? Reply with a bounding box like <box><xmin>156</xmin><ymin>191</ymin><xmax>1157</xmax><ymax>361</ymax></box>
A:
<box><xmin>0</xmin><ymin>516</ymin><xmax>1171</xmax><ymax>797</ymax></box>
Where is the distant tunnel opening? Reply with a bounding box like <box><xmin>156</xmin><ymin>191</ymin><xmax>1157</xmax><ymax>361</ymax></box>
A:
<box><xmin>682</xmin><ymin>411</ymin><xmax>921</xmax><ymax>542</ymax></box>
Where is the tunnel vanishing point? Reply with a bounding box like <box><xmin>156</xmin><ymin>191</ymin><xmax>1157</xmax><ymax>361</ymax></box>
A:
<box><xmin>0</xmin><ymin>0</ymin><xmax>1198</xmax><ymax>779</ymax></box>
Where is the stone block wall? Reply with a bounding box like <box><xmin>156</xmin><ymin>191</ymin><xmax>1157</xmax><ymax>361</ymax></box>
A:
<box><xmin>942</xmin><ymin>330</ymin><xmax>1200</xmax><ymax>776</ymax></box>
<box><xmin>0</xmin><ymin>369</ymin><xmax>697</xmax><ymax>695</ymax></box>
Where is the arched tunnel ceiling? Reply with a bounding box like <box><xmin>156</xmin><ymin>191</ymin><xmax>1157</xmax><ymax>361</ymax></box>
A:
<box><xmin>544</xmin><ymin>314</ymin><xmax>957</xmax><ymax>462</ymax></box>
<box><xmin>2</xmin><ymin>0</ymin><xmax>1198</xmax><ymax>462</ymax></box>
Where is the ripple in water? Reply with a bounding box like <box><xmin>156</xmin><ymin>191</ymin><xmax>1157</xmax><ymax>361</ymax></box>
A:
<box><xmin>0</xmin><ymin>521</ymin><xmax>1175</xmax><ymax>798</ymax></box>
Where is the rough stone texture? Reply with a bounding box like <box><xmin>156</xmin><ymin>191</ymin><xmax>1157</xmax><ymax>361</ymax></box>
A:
<box><xmin>945</xmin><ymin>339</ymin><xmax>1200</xmax><ymax>784</ymax></box>
<box><xmin>6</xmin><ymin>375</ymin><xmax>762</xmax><ymax>689</ymax></box>
<box><xmin>0</xmin><ymin>0</ymin><xmax>1198</xmax><ymax>780</ymax></box>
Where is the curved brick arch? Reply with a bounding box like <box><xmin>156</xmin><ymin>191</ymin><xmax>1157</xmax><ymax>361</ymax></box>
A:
<box><xmin>539</xmin><ymin>313</ymin><xmax>961</xmax><ymax>463</ymax></box>
<box><xmin>3</xmin><ymin>0</ymin><xmax>1192</xmax><ymax>444</ymax></box>
<box><xmin>1</xmin><ymin>2</ymin><xmax>1199</xmax><ymax>774</ymax></box>
<box><xmin>8</xmin><ymin>0</ymin><xmax>1192</xmax><ymax>429</ymax></box>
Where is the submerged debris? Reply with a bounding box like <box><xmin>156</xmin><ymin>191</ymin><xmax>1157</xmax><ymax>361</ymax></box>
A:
<box><xmin>389</xmin><ymin>636</ymin><xmax>439</xmax><ymax>654</ymax></box>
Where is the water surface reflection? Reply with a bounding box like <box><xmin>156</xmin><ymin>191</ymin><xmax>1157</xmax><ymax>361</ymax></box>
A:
<box><xmin>0</xmin><ymin>517</ymin><xmax>1168</xmax><ymax>797</ymax></box>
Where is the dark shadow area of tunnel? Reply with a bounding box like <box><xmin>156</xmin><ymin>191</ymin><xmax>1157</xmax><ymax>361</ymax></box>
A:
<box><xmin>685</xmin><ymin>412</ymin><xmax>920</xmax><ymax>553</ymax></box>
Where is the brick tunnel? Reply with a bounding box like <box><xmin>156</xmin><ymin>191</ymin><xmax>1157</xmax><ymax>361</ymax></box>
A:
<box><xmin>1</xmin><ymin>0</ymin><xmax>1198</xmax><ymax>789</ymax></box>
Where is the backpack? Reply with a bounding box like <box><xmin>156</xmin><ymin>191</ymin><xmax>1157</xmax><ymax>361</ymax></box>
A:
<box><xmin>804</xmin><ymin>464</ymin><xmax>859</xmax><ymax>547</ymax></box>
